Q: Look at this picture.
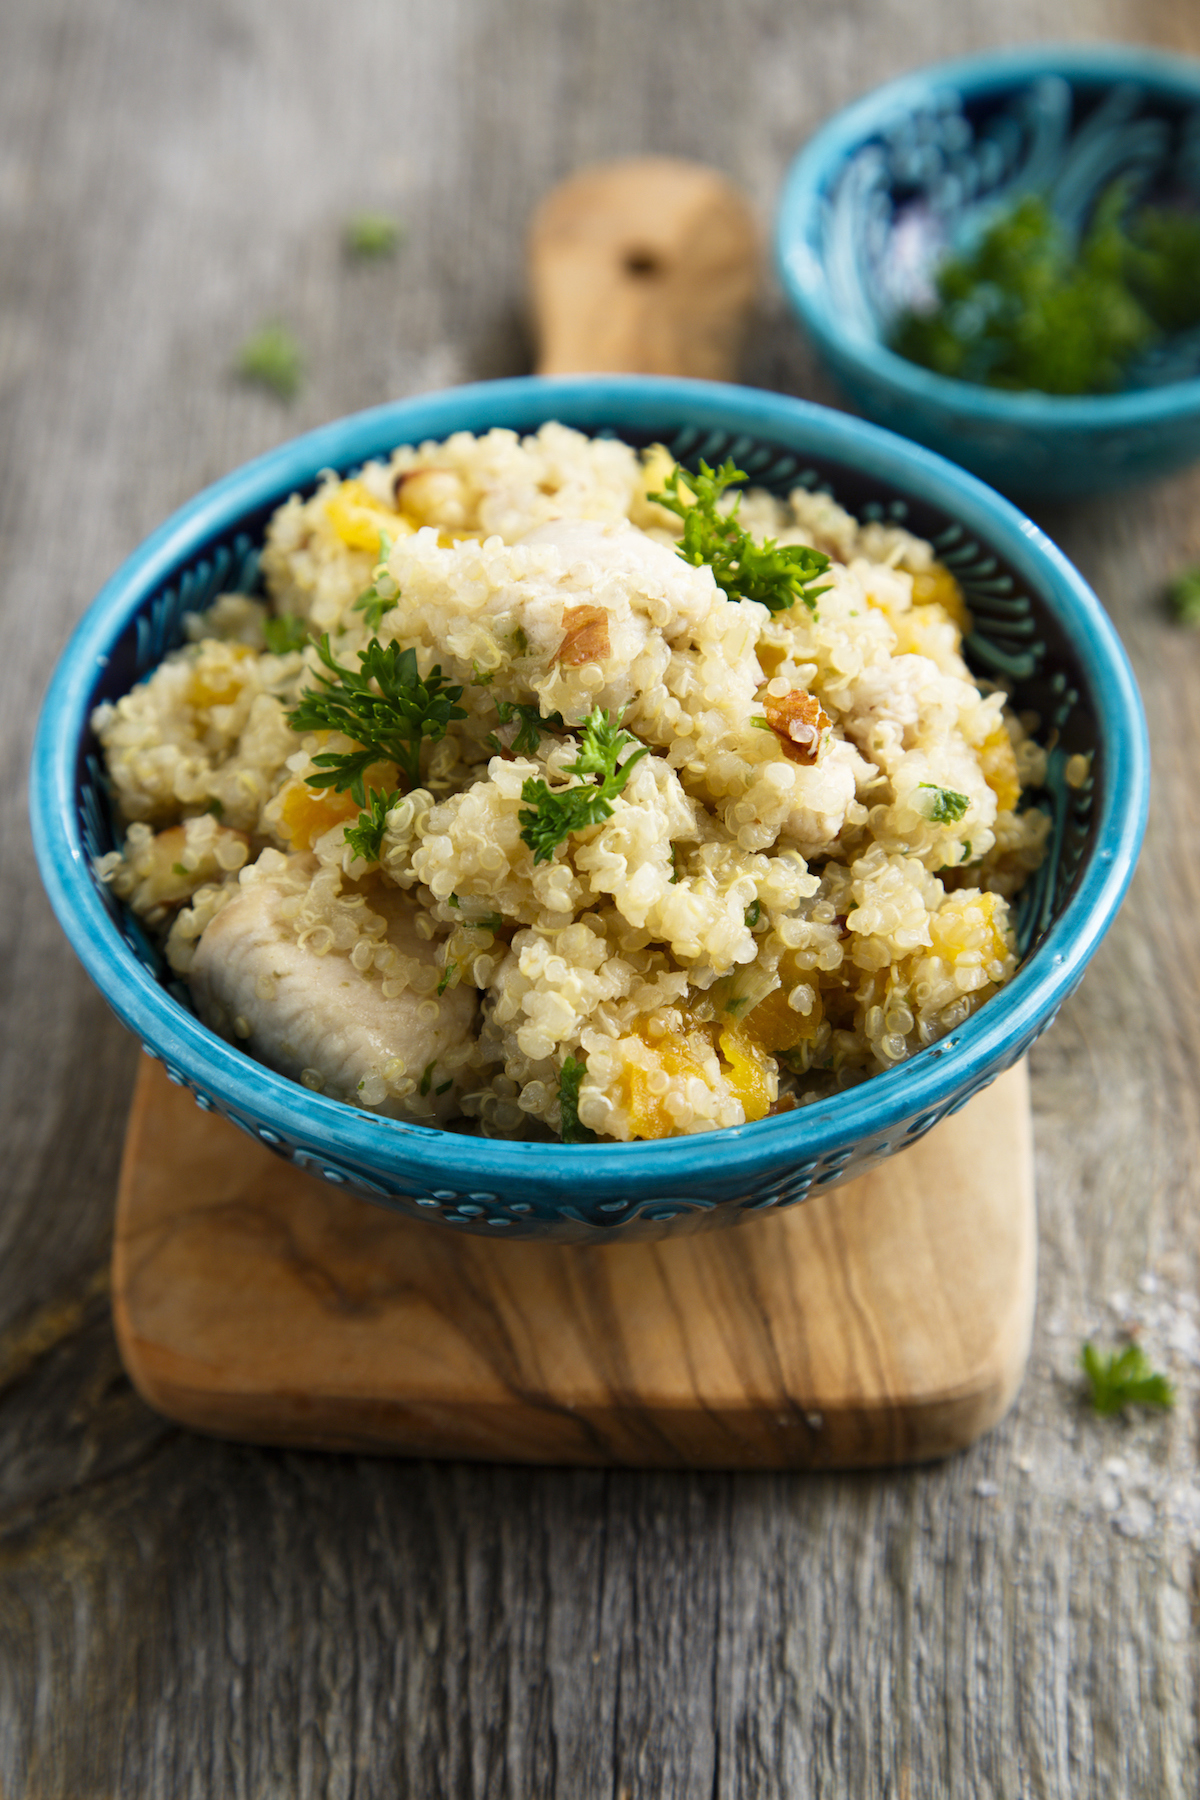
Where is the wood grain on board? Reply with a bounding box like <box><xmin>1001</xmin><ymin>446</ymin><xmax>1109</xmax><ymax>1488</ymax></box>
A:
<box><xmin>113</xmin><ymin>1056</ymin><xmax>1035</xmax><ymax>1469</ymax></box>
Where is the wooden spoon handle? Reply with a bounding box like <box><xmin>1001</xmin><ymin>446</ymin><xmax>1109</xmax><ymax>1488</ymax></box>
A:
<box><xmin>529</xmin><ymin>156</ymin><xmax>760</xmax><ymax>381</ymax></box>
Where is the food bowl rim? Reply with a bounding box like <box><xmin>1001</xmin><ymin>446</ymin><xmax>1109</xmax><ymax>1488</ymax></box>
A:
<box><xmin>30</xmin><ymin>373</ymin><xmax>1149</xmax><ymax>1195</ymax></box>
<box><xmin>776</xmin><ymin>41</ymin><xmax>1200</xmax><ymax>429</ymax></box>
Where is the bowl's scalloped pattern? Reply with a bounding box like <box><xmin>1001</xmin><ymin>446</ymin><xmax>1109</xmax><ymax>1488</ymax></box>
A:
<box><xmin>136</xmin><ymin>995</ymin><xmax>1068</xmax><ymax>1241</ymax></box>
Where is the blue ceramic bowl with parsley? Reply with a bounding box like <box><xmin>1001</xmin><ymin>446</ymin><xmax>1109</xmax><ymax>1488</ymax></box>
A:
<box><xmin>30</xmin><ymin>375</ymin><xmax>1147</xmax><ymax>1241</ymax></box>
<box><xmin>777</xmin><ymin>44</ymin><xmax>1200</xmax><ymax>499</ymax></box>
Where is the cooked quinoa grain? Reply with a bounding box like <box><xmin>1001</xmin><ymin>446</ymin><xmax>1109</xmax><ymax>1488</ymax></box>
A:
<box><xmin>92</xmin><ymin>424</ymin><xmax>1049</xmax><ymax>1140</ymax></box>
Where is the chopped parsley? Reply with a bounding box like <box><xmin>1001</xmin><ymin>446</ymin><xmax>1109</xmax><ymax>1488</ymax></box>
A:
<box><xmin>435</xmin><ymin>1078</ymin><xmax>454</xmax><ymax>1096</ymax></box>
<box><xmin>171</xmin><ymin>862</ymin><xmax>188</xmax><ymax>877</ymax></box>
<box><xmin>344</xmin><ymin>212</ymin><xmax>404</xmax><ymax>258</ymax></box>
<box><xmin>354</xmin><ymin>585</ymin><xmax>392</xmax><ymax>633</ymax></box>
<box><xmin>204</xmin><ymin>797</ymin><xmax>225</xmax><ymax>818</ymax></box>
<box><xmin>919</xmin><ymin>783</ymin><xmax>970</xmax><ymax>824</ymax></box>
<box><xmin>436</xmin><ymin>964</ymin><xmax>456</xmax><ymax>996</ymax></box>
<box><xmin>745</xmin><ymin>899</ymin><xmax>761</xmax><ymax>928</ymax></box>
<box><xmin>236</xmin><ymin>321</ymin><xmax>303</xmax><ymax>401</ymax></box>
<box><xmin>1081</xmin><ymin>1341</ymin><xmax>1175</xmax><ymax>1417</ymax></box>
<box><xmin>471</xmin><ymin>661</ymin><xmax>496</xmax><ymax>686</ymax></box>
<box><xmin>519</xmin><ymin>707</ymin><xmax>649</xmax><ymax>863</ymax></box>
<box><xmin>419</xmin><ymin>1060</ymin><xmax>436</xmax><ymax>1097</ymax></box>
<box><xmin>447</xmin><ymin>896</ymin><xmax>504</xmax><ymax>931</ymax></box>
<box><xmin>648</xmin><ymin>458</ymin><xmax>831</xmax><ymax>615</ymax></box>
<box><xmin>353</xmin><ymin>533</ymin><xmax>396</xmax><ymax>632</ymax></box>
<box><xmin>669</xmin><ymin>842</ymin><xmax>682</xmax><ymax>884</ymax></box>
<box><xmin>1168</xmin><ymin>565</ymin><xmax>1200</xmax><ymax>627</ymax></box>
<box><xmin>343</xmin><ymin>786</ymin><xmax>401</xmax><ymax>863</ymax></box>
<box><xmin>286</xmin><ymin>636</ymin><xmax>465</xmax><ymax>801</ymax></box>
<box><xmin>487</xmin><ymin>698</ymin><xmax>566</xmax><ymax>757</ymax></box>
<box><xmin>891</xmin><ymin>185</ymin><xmax>1200</xmax><ymax>396</ymax></box>
<box><xmin>557</xmin><ymin>1055</ymin><xmax>597</xmax><ymax>1144</ymax></box>
<box><xmin>263</xmin><ymin>612</ymin><xmax>311</xmax><ymax>654</ymax></box>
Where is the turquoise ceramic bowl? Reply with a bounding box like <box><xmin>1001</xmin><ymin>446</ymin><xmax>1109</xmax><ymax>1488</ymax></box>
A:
<box><xmin>777</xmin><ymin>45</ymin><xmax>1200</xmax><ymax>499</ymax></box>
<box><xmin>30</xmin><ymin>376</ymin><xmax>1148</xmax><ymax>1240</ymax></box>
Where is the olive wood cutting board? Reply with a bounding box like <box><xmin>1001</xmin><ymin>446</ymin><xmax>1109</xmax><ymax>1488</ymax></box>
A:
<box><xmin>110</xmin><ymin>159</ymin><xmax>1038</xmax><ymax>1465</ymax></box>
<box><xmin>113</xmin><ymin>1056</ymin><xmax>1035</xmax><ymax>1468</ymax></box>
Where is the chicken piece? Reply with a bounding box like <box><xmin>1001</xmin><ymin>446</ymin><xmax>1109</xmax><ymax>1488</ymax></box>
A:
<box><xmin>189</xmin><ymin>877</ymin><xmax>477</xmax><ymax>1123</ymax></box>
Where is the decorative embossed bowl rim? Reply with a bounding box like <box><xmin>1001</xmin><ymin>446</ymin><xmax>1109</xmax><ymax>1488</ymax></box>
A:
<box><xmin>776</xmin><ymin>44</ymin><xmax>1200</xmax><ymax>497</ymax></box>
<box><xmin>30</xmin><ymin>376</ymin><xmax>1148</xmax><ymax>1238</ymax></box>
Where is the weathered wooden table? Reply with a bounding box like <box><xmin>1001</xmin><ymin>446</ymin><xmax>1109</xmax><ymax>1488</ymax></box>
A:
<box><xmin>3</xmin><ymin>1</ymin><xmax>1198</xmax><ymax>1793</ymax></box>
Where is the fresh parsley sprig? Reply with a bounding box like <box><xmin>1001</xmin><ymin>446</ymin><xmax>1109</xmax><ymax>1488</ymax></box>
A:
<box><xmin>286</xmin><ymin>636</ymin><xmax>466</xmax><ymax>801</ymax></box>
<box><xmin>486</xmin><ymin>699</ymin><xmax>566</xmax><ymax>758</ymax></box>
<box><xmin>354</xmin><ymin>531</ymin><xmax>395</xmax><ymax>632</ymax></box>
<box><xmin>343</xmin><ymin>786</ymin><xmax>401</xmax><ymax>863</ymax></box>
<box><xmin>263</xmin><ymin>613</ymin><xmax>311</xmax><ymax>654</ymax></box>
<box><xmin>355</xmin><ymin>586</ymin><xmax>392</xmax><ymax>632</ymax></box>
<box><xmin>518</xmin><ymin>708</ymin><xmax>649</xmax><ymax>864</ymax></box>
<box><xmin>649</xmin><ymin>458</ymin><xmax>831</xmax><ymax>615</ymax></box>
<box><xmin>1081</xmin><ymin>1341</ymin><xmax>1175</xmax><ymax>1417</ymax></box>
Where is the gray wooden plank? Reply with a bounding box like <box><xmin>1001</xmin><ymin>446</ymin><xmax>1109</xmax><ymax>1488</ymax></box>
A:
<box><xmin>2</xmin><ymin>0</ymin><xmax>1198</xmax><ymax>1795</ymax></box>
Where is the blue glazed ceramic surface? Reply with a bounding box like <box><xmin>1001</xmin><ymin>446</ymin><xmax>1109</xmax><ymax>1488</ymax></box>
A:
<box><xmin>777</xmin><ymin>45</ymin><xmax>1200</xmax><ymax>499</ymax></box>
<box><xmin>30</xmin><ymin>376</ymin><xmax>1148</xmax><ymax>1240</ymax></box>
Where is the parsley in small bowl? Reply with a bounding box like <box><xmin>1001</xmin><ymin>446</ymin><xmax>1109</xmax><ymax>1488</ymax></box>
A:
<box><xmin>778</xmin><ymin>45</ymin><xmax>1200</xmax><ymax>499</ymax></box>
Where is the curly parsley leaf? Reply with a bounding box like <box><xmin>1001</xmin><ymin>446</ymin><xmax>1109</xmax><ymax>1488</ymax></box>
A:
<box><xmin>492</xmin><ymin>699</ymin><xmax>566</xmax><ymax>758</ymax></box>
<box><xmin>1081</xmin><ymin>1341</ymin><xmax>1175</xmax><ymax>1417</ymax></box>
<box><xmin>354</xmin><ymin>585</ymin><xmax>393</xmax><ymax>632</ymax></box>
<box><xmin>518</xmin><ymin>707</ymin><xmax>650</xmax><ymax>864</ymax></box>
<box><xmin>648</xmin><ymin>458</ymin><xmax>831</xmax><ymax>615</ymax></box>
<box><xmin>353</xmin><ymin>533</ymin><xmax>396</xmax><ymax>632</ymax></box>
<box><xmin>919</xmin><ymin>783</ymin><xmax>970</xmax><ymax>824</ymax></box>
<box><xmin>558</xmin><ymin>1055</ymin><xmax>597</xmax><ymax>1145</ymax></box>
<box><xmin>343</xmin><ymin>786</ymin><xmax>401</xmax><ymax>863</ymax></box>
<box><xmin>263</xmin><ymin>613</ymin><xmax>311</xmax><ymax>654</ymax></box>
<box><xmin>286</xmin><ymin>636</ymin><xmax>466</xmax><ymax>800</ymax></box>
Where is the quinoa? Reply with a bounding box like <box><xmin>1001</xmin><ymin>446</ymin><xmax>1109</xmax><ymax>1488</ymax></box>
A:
<box><xmin>92</xmin><ymin>423</ymin><xmax>1050</xmax><ymax>1141</ymax></box>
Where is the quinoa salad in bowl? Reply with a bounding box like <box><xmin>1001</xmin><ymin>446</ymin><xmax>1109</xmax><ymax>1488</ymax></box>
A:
<box><xmin>89</xmin><ymin>420</ymin><xmax>1051</xmax><ymax>1146</ymax></box>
